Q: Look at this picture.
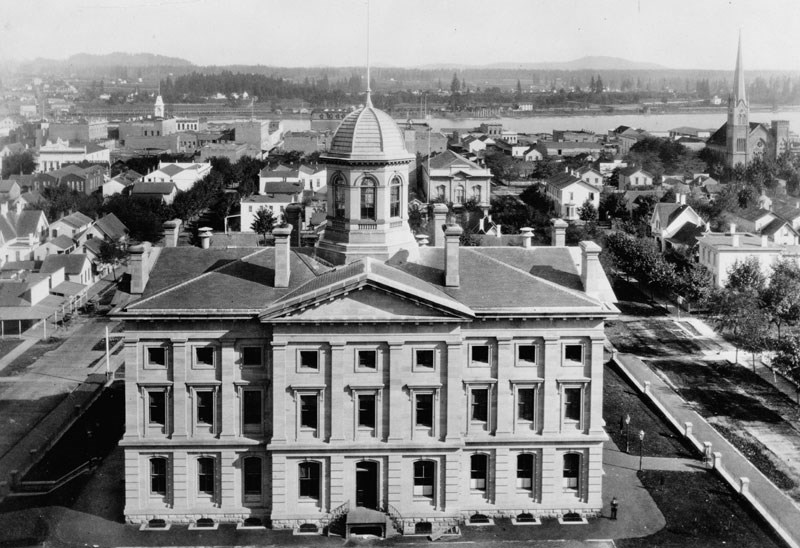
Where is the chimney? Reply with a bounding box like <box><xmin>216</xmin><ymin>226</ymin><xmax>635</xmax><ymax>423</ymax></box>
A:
<box><xmin>520</xmin><ymin>227</ymin><xmax>533</xmax><ymax>248</ymax></box>
<box><xmin>729</xmin><ymin>222</ymin><xmax>736</xmax><ymax>234</ymax></box>
<box><xmin>444</xmin><ymin>224</ymin><xmax>462</xmax><ymax>287</ymax></box>
<box><xmin>680</xmin><ymin>194</ymin><xmax>686</xmax><ymax>205</ymax></box>
<box><xmin>415</xmin><ymin>234</ymin><xmax>429</xmax><ymax>247</ymax></box>
<box><xmin>551</xmin><ymin>218</ymin><xmax>568</xmax><ymax>246</ymax></box>
<box><xmin>273</xmin><ymin>225</ymin><xmax>292</xmax><ymax>288</ymax></box>
<box><xmin>675</xmin><ymin>193</ymin><xmax>681</xmax><ymax>203</ymax></box>
<box><xmin>161</xmin><ymin>219</ymin><xmax>181</xmax><ymax>247</ymax></box>
<box><xmin>198</xmin><ymin>227</ymin><xmax>212</xmax><ymax>249</ymax></box>
<box><xmin>285</xmin><ymin>203</ymin><xmax>303</xmax><ymax>246</ymax></box>
<box><xmin>761</xmin><ymin>234</ymin><xmax>769</xmax><ymax>247</ymax></box>
<box><xmin>0</xmin><ymin>201</ymin><xmax>8</xmax><ymax>216</ymax></box>
<box><xmin>129</xmin><ymin>242</ymin><xmax>152</xmax><ymax>295</ymax></box>
<box><xmin>431</xmin><ymin>203</ymin><xmax>449</xmax><ymax>247</ymax></box>
<box><xmin>580</xmin><ymin>241</ymin><xmax>603</xmax><ymax>300</ymax></box>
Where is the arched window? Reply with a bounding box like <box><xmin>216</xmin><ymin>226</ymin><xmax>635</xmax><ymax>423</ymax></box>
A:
<box><xmin>150</xmin><ymin>457</ymin><xmax>167</xmax><ymax>496</ymax></box>
<box><xmin>470</xmin><ymin>453</ymin><xmax>488</xmax><ymax>492</ymax></box>
<box><xmin>471</xmin><ymin>185</ymin><xmax>482</xmax><ymax>203</ymax></box>
<box><xmin>563</xmin><ymin>453</ymin><xmax>580</xmax><ymax>492</ymax></box>
<box><xmin>455</xmin><ymin>185</ymin><xmax>465</xmax><ymax>204</ymax></box>
<box><xmin>360</xmin><ymin>178</ymin><xmax>376</xmax><ymax>220</ymax></box>
<box><xmin>332</xmin><ymin>174</ymin><xmax>346</xmax><ymax>218</ymax></box>
<box><xmin>299</xmin><ymin>461</ymin><xmax>321</xmax><ymax>500</ymax></box>
<box><xmin>243</xmin><ymin>456</ymin><xmax>262</xmax><ymax>497</ymax></box>
<box><xmin>516</xmin><ymin>453</ymin><xmax>534</xmax><ymax>491</ymax></box>
<box><xmin>413</xmin><ymin>460</ymin><xmax>435</xmax><ymax>499</ymax></box>
<box><xmin>390</xmin><ymin>176</ymin><xmax>402</xmax><ymax>217</ymax></box>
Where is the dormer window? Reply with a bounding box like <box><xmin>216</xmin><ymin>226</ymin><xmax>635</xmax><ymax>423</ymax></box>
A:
<box><xmin>390</xmin><ymin>176</ymin><xmax>401</xmax><ymax>217</ymax></box>
<box><xmin>333</xmin><ymin>174</ymin><xmax>346</xmax><ymax>218</ymax></box>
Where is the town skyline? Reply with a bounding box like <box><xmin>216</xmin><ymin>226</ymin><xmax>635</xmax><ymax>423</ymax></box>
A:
<box><xmin>2</xmin><ymin>0</ymin><xmax>799</xmax><ymax>71</ymax></box>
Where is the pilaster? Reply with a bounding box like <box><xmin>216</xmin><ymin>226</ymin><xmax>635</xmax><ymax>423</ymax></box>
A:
<box><xmin>329</xmin><ymin>342</ymin><xmax>346</xmax><ymax>441</ymax></box>
<box><xmin>270</xmin><ymin>341</ymin><xmax>287</xmax><ymax>444</ymax></box>
<box><xmin>172</xmin><ymin>339</ymin><xmax>188</xmax><ymax>438</ymax></box>
<box><xmin>445</xmin><ymin>342</ymin><xmax>463</xmax><ymax>442</ymax></box>
<box><xmin>388</xmin><ymin>343</ymin><xmax>405</xmax><ymax>442</ymax></box>
<box><xmin>588</xmin><ymin>336</ymin><xmax>605</xmax><ymax>435</ymax></box>
<box><xmin>219</xmin><ymin>338</ymin><xmax>236</xmax><ymax>438</ymax></box>
<box><xmin>542</xmin><ymin>336</ymin><xmax>560</xmax><ymax>435</ymax></box>
<box><xmin>495</xmin><ymin>337</ymin><xmax>513</xmax><ymax>435</ymax></box>
<box><xmin>123</xmin><ymin>341</ymin><xmax>140</xmax><ymax>440</ymax></box>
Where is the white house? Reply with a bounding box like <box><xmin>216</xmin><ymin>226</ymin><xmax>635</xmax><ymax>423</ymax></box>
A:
<box><xmin>546</xmin><ymin>172</ymin><xmax>600</xmax><ymax>221</ymax></box>
<box><xmin>37</xmin><ymin>139</ymin><xmax>110</xmax><ymax>171</ymax></box>
<box><xmin>618</xmin><ymin>166</ymin><xmax>654</xmax><ymax>190</ymax></box>
<box><xmin>697</xmin><ymin>228</ymin><xmax>785</xmax><ymax>287</ymax></box>
<box><xmin>650</xmin><ymin>195</ymin><xmax>706</xmax><ymax>251</ymax></box>
<box><xmin>140</xmin><ymin>162</ymin><xmax>212</xmax><ymax>192</ymax></box>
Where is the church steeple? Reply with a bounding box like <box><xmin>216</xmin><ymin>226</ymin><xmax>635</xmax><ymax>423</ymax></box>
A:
<box><xmin>726</xmin><ymin>30</ymin><xmax>749</xmax><ymax>169</ymax></box>
<box><xmin>733</xmin><ymin>30</ymin><xmax>746</xmax><ymax>105</ymax></box>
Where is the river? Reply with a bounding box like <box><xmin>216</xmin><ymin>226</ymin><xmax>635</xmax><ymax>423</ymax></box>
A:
<box><xmin>280</xmin><ymin>109</ymin><xmax>800</xmax><ymax>136</ymax></box>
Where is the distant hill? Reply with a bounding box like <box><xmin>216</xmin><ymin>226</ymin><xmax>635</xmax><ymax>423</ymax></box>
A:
<box><xmin>20</xmin><ymin>52</ymin><xmax>193</xmax><ymax>73</ymax></box>
<box><xmin>424</xmin><ymin>56</ymin><xmax>668</xmax><ymax>71</ymax></box>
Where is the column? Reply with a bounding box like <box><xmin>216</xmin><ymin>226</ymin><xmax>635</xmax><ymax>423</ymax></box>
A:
<box><xmin>329</xmin><ymin>454</ymin><xmax>345</xmax><ymax>512</ymax></box>
<box><xmin>172</xmin><ymin>339</ymin><xmax>188</xmax><ymax>438</ymax></box>
<box><xmin>270</xmin><ymin>341</ymin><xmax>287</xmax><ymax>444</ymax></box>
<box><xmin>388</xmin><ymin>343</ymin><xmax>405</xmax><ymax>442</ymax></box>
<box><xmin>588</xmin><ymin>336</ymin><xmax>605</xmax><ymax>435</ymax></box>
<box><xmin>329</xmin><ymin>342</ymin><xmax>346</xmax><ymax>442</ymax></box>
<box><xmin>495</xmin><ymin>337</ymin><xmax>513</xmax><ymax>435</ymax></box>
<box><xmin>493</xmin><ymin>447</ymin><xmax>510</xmax><ymax>505</ymax></box>
<box><xmin>445</xmin><ymin>342</ymin><xmax>463</xmax><ymax>442</ymax></box>
<box><xmin>220</xmin><ymin>450</ymin><xmax>236</xmax><ymax>509</ymax></box>
<box><xmin>443</xmin><ymin>453</ymin><xmax>461</xmax><ymax>511</ymax></box>
<box><xmin>123</xmin><ymin>340</ymin><xmax>140</xmax><ymax>440</ymax></box>
<box><xmin>220</xmin><ymin>338</ymin><xmax>236</xmax><ymax>439</ymax></box>
<box><xmin>541</xmin><ymin>336</ymin><xmax>560</xmax><ymax>435</ymax></box>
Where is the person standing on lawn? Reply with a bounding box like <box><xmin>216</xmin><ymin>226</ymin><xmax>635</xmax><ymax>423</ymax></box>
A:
<box><xmin>611</xmin><ymin>496</ymin><xmax>619</xmax><ymax>520</ymax></box>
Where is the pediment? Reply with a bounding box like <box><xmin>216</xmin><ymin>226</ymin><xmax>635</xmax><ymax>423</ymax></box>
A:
<box><xmin>262</xmin><ymin>284</ymin><xmax>468</xmax><ymax>323</ymax></box>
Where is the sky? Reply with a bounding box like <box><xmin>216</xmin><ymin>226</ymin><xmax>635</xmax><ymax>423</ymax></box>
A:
<box><xmin>1</xmin><ymin>0</ymin><xmax>798</xmax><ymax>70</ymax></box>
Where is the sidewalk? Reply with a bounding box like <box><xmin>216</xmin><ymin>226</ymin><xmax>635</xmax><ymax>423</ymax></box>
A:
<box><xmin>616</xmin><ymin>352</ymin><xmax>800</xmax><ymax>546</ymax></box>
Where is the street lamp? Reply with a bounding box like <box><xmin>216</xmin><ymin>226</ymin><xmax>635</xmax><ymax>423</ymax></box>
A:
<box><xmin>638</xmin><ymin>430</ymin><xmax>646</xmax><ymax>471</ymax></box>
<box><xmin>624</xmin><ymin>414</ymin><xmax>631</xmax><ymax>454</ymax></box>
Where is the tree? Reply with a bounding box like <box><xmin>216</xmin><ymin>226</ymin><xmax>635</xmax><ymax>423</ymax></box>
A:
<box><xmin>599</xmin><ymin>191</ymin><xmax>628</xmax><ymax>222</ymax></box>
<box><xmin>484</xmin><ymin>150</ymin><xmax>519</xmax><ymax>183</ymax></box>
<box><xmin>450</xmin><ymin>73</ymin><xmax>461</xmax><ymax>94</ymax></box>
<box><xmin>1</xmin><ymin>151</ymin><xmax>36</xmax><ymax>178</ymax></box>
<box><xmin>578</xmin><ymin>199</ymin><xmax>598</xmax><ymax>223</ymax></box>
<box><xmin>772</xmin><ymin>334</ymin><xmax>800</xmax><ymax>387</ymax></box>
<box><xmin>250</xmin><ymin>207</ymin><xmax>276</xmax><ymax>244</ymax></box>
<box><xmin>98</xmin><ymin>240</ymin><xmax>126</xmax><ymax>282</ymax></box>
<box><xmin>726</xmin><ymin>256</ymin><xmax>766</xmax><ymax>293</ymax></box>
<box><xmin>761</xmin><ymin>258</ymin><xmax>800</xmax><ymax>339</ymax></box>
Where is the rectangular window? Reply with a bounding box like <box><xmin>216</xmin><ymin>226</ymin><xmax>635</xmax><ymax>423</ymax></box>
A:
<box><xmin>564</xmin><ymin>344</ymin><xmax>583</xmax><ymax>365</ymax></box>
<box><xmin>299</xmin><ymin>462</ymin><xmax>320</xmax><ymax>499</ymax></box>
<box><xmin>147</xmin><ymin>346</ymin><xmax>167</xmax><ymax>367</ymax></box>
<box><xmin>196</xmin><ymin>390</ymin><xmax>214</xmax><ymax>425</ymax></box>
<box><xmin>299</xmin><ymin>350</ymin><xmax>319</xmax><ymax>370</ymax></box>
<box><xmin>358</xmin><ymin>394</ymin><xmax>376</xmax><ymax>428</ymax></box>
<box><xmin>413</xmin><ymin>460</ymin><xmax>435</xmax><ymax>498</ymax></box>
<box><xmin>148</xmin><ymin>391</ymin><xmax>166</xmax><ymax>426</ymax></box>
<box><xmin>415</xmin><ymin>349</ymin><xmax>435</xmax><ymax>370</ymax></box>
<box><xmin>243</xmin><ymin>457</ymin><xmax>262</xmax><ymax>496</ymax></box>
<box><xmin>197</xmin><ymin>457</ymin><xmax>215</xmax><ymax>495</ymax></box>
<box><xmin>194</xmin><ymin>347</ymin><xmax>215</xmax><ymax>367</ymax></box>
<box><xmin>241</xmin><ymin>346</ymin><xmax>262</xmax><ymax>367</ymax></box>
<box><xmin>517</xmin><ymin>344</ymin><xmax>537</xmax><ymax>365</ymax></box>
<box><xmin>517</xmin><ymin>388</ymin><xmax>535</xmax><ymax>422</ymax></box>
<box><xmin>357</xmin><ymin>350</ymin><xmax>377</xmax><ymax>370</ymax></box>
<box><xmin>242</xmin><ymin>390</ymin><xmax>262</xmax><ymax>427</ymax></box>
<box><xmin>150</xmin><ymin>457</ymin><xmax>167</xmax><ymax>495</ymax></box>
<box><xmin>471</xmin><ymin>389</ymin><xmax>488</xmax><ymax>422</ymax></box>
<box><xmin>300</xmin><ymin>394</ymin><xmax>318</xmax><ymax>429</ymax></box>
<box><xmin>471</xmin><ymin>345</ymin><xmax>490</xmax><ymax>366</ymax></box>
<box><xmin>415</xmin><ymin>393</ymin><xmax>434</xmax><ymax>428</ymax></box>
<box><xmin>564</xmin><ymin>388</ymin><xmax>582</xmax><ymax>422</ymax></box>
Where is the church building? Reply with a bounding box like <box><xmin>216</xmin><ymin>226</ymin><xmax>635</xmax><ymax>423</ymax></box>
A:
<box><xmin>113</xmin><ymin>89</ymin><xmax>618</xmax><ymax>536</ymax></box>
<box><xmin>706</xmin><ymin>34</ymin><xmax>790</xmax><ymax>169</ymax></box>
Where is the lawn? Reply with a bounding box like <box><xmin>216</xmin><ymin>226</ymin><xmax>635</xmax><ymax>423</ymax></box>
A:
<box><xmin>0</xmin><ymin>338</ymin><xmax>23</xmax><ymax>359</ymax></box>
<box><xmin>604</xmin><ymin>363</ymin><xmax>696</xmax><ymax>458</ymax></box>
<box><xmin>0</xmin><ymin>337</ymin><xmax>66</xmax><ymax>377</ymax></box>
<box><xmin>650</xmin><ymin>358</ymin><xmax>800</xmax><ymax>500</ymax></box>
<box><xmin>617</xmin><ymin>470</ymin><xmax>784</xmax><ymax>548</ymax></box>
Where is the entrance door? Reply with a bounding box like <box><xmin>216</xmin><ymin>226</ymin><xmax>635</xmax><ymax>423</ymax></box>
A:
<box><xmin>355</xmin><ymin>461</ymin><xmax>379</xmax><ymax>509</ymax></box>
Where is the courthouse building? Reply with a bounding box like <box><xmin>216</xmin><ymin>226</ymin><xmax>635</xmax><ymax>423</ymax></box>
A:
<box><xmin>114</xmin><ymin>91</ymin><xmax>618</xmax><ymax>535</ymax></box>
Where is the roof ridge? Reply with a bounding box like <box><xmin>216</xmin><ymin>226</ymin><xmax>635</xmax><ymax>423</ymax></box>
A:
<box><xmin>127</xmin><ymin>247</ymin><xmax>271</xmax><ymax>309</ymax></box>
<box><xmin>463</xmin><ymin>248</ymin><xmax>601</xmax><ymax>307</ymax></box>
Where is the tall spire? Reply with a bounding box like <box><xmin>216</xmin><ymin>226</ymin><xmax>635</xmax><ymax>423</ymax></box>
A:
<box><xmin>734</xmin><ymin>30</ymin><xmax>746</xmax><ymax>104</ymax></box>
<box><xmin>365</xmin><ymin>0</ymin><xmax>373</xmax><ymax>108</ymax></box>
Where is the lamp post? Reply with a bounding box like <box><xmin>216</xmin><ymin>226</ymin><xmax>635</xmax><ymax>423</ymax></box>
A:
<box><xmin>624</xmin><ymin>414</ymin><xmax>631</xmax><ymax>454</ymax></box>
<box><xmin>638</xmin><ymin>430</ymin><xmax>646</xmax><ymax>471</ymax></box>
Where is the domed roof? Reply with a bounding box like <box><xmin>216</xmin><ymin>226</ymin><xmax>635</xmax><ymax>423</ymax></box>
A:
<box><xmin>324</xmin><ymin>100</ymin><xmax>413</xmax><ymax>162</ymax></box>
